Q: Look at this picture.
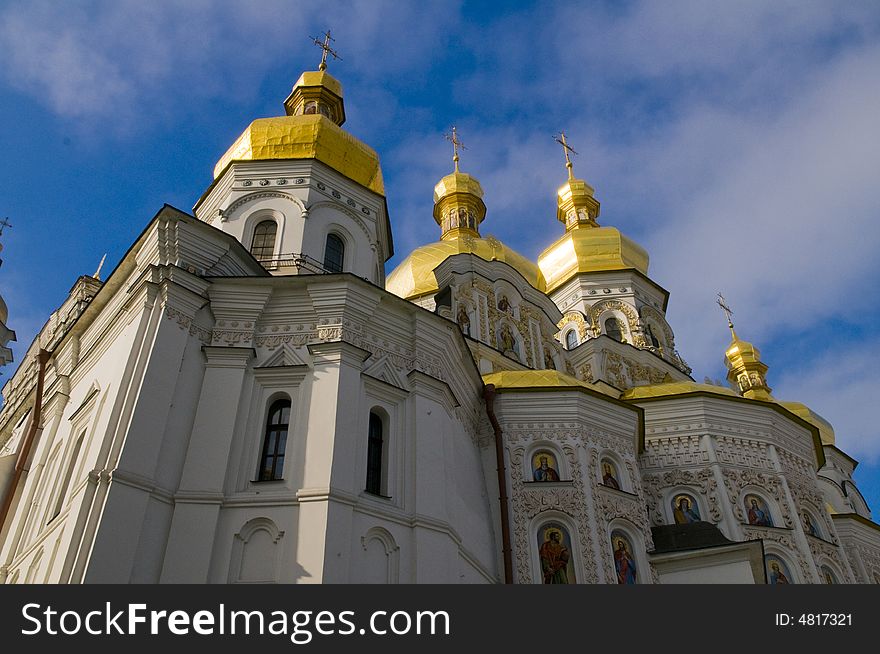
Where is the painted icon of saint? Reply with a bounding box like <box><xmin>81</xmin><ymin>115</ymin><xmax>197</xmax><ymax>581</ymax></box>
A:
<box><xmin>601</xmin><ymin>461</ymin><xmax>620</xmax><ymax>490</ymax></box>
<box><xmin>612</xmin><ymin>533</ymin><xmax>637</xmax><ymax>584</ymax></box>
<box><xmin>533</xmin><ymin>453</ymin><xmax>560</xmax><ymax>482</ymax></box>
<box><xmin>538</xmin><ymin>526</ymin><xmax>572</xmax><ymax>584</ymax></box>
<box><xmin>672</xmin><ymin>495</ymin><xmax>701</xmax><ymax>524</ymax></box>
<box><xmin>767</xmin><ymin>558</ymin><xmax>791</xmax><ymax>585</ymax></box>
<box><xmin>745</xmin><ymin>495</ymin><xmax>773</xmax><ymax>527</ymax></box>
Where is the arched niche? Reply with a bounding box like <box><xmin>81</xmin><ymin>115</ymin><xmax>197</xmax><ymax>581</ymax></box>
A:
<box><xmin>228</xmin><ymin>517</ymin><xmax>285</xmax><ymax>583</ymax></box>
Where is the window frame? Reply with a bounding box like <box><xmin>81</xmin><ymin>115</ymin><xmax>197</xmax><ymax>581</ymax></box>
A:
<box><xmin>256</xmin><ymin>398</ymin><xmax>291</xmax><ymax>482</ymax></box>
<box><xmin>323</xmin><ymin>232</ymin><xmax>345</xmax><ymax>273</ymax></box>
<box><xmin>250</xmin><ymin>219</ymin><xmax>278</xmax><ymax>264</ymax></box>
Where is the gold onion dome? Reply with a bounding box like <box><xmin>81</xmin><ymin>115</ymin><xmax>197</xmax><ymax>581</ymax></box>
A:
<box><xmin>212</xmin><ymin>69</ymin><xmax>384</xmax><ymax>196</ymax></box>
<box><xmin>386</xmin><ymin>134</ymin><xmax>545</xmax><ymax>300</ymax></box>
<box><xmin>723</xmin><ymin>323</ymin><xmax>773</xmax><ymax>402</ymax></box>
<box><xmin>537</xmin><ymin>136</ymin><xmax>648</xmax><ymax>293</ymax></box>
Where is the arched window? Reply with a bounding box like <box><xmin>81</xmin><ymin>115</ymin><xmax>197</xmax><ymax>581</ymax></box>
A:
<box><xmin>258</xmin><ymin>399</ymin><xmax>290</xmax><ymax>481</ymax></box>
<box><xmin>565</xmin><ymin>330</ymin><xmax>578</xmax><ymax>350</ymax></box>
<box><xmin>365</xmin><ymin>411</ymin><xmax>384</xmax><ymax>495</ymax></box>
<box><xmin>604</xmin><ymin>317</ymin><xmax>623</xmax><ymax>342</ymax></box>
<box><xmin>323</xmin><ymin>233</ymin><xmax>345</xmax><ymax>273</ymax></box>
<box><xmin>250</xmin><ymin>220</ymin><xmax>277</xmax><ymax>264</ymax></box>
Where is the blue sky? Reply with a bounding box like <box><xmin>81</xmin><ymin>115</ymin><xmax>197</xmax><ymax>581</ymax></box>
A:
<box><xmin>1</xmin><ymin>1</ymin><xmax>879</xmax><ymax>510</ymax></box>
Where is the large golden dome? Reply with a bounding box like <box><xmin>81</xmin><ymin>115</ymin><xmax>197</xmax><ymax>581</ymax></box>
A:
<box><xmin>538</xmin><ymin>226</ymin><xmax>649</xmax><ymax>293</ymax></box>
<box><xmin>386</xmin><ymin>233</ymin><xmax>546</xmax><ymax>300</ymax></box>
<box><xmin>212</xmin><ymin>70</ymin><xmax>384</xmax><ymax>196</ymax></box>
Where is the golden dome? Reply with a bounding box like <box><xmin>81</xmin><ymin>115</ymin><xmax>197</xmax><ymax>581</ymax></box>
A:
<box><xmin>212</xmin><ymin>69</ymin><xmax>384</xmax><ymax>196</ymax></box>
<box><xmin>386</xmin><ymin>233</ymin><xmax>546</xmax><ymax>299</ymax></box>
<box><xmin>213</xmin><ymin>115</ymin><xmax>384</xmax><ymax>195</ymax></box>
<box><xmin>778</xmin><ymin>401</ymin><xmax>835</xmax><ymax>445</ymax></box>
<box><xmin>538</xmin><ymin>226</ymin><xmax>650</xmax><ymax>293</ymax></box>
<box><xmin>725</xmin><ymin>334</ymin><xmax>762</xmax><ymax>367</ymax></box>
<box><xmin>388</xmin><ymin>140</ymin><xmax>543</xmax><ymax>300</ymax></box>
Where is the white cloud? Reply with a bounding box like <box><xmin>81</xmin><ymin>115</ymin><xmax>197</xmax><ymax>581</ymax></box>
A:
<box><xmin>774</xmin><ymin>342</ymin><xmax>880</xmax><ymax>462</ymax></box>
<box><xmin>0</xmin><ymin>0</ymin><xmax>462</xmax><ymax>127</ymax></box>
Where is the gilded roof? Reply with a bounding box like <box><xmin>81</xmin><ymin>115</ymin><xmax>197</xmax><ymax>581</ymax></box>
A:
<box><xmin>213</xmin><ymin>114</ymin><xmax>384</xmax><ymax>196</ymax></box>
<box><xmin>537</xmin><ymin>226</ymin><xmax>649</xmax><ymax>293</ymax></box>
<box><xmin>482</xmin><ymin>369</ymin><xmax>593</xmax><ymax>390</ymax></box>
<box><xmin>778</xmin><ymin>401</ymin><xmax>835</xmax><ymax>445</ymax></box>
<box><xmin>386</xmin><ymin>234</ymin><xmax>546</xmax><ymax>300</ymax></box>
<box><xmin>621</xmin><ymin>381</ymin><xmax>739</xmax><ymax>400</ymax></box>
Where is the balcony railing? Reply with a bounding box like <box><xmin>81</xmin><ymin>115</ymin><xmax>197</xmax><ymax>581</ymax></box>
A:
<box><xmin>256</xmin><ymin>253</ymin><xmax>336</xmax><ymax>275</ymax></box>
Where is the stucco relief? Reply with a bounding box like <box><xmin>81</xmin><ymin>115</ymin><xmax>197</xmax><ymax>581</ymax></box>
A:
<box><xmin>640</xmin><ymin>435</ymin><xmax>708</xmax><ymax>470</ymax></box>
<box><xmin>508</xmin><ymin>444</ymin><xmax>599</xmax><ymax>584</ymax></box>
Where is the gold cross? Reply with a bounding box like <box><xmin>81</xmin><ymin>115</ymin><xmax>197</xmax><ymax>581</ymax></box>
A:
<box><xmin>0</xmin><ymin>217</ymin><xmax>11</xmax><ymax>236</ymax></box>
<box><xmin>445</xmin><ymin>126</ymin><xmax>466</xmax><ymax>172</ymax></box>
<box><xmin>716</xmin><ymin>293</ymin><xmax>734</xmax><ymax>329</ymax></box>
<box><xmin>310</xmin><ymin>30</ymin><xmax>341</xmax><ymax>71</ymax></box>
<box><xmin>554</xmin><ymin>131</ymin><xmax>578</xmax><ymax>180</ymax></box>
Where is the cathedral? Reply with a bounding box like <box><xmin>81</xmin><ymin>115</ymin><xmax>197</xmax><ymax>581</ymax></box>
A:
<box><xmin>0</xmin><ymin>54</ymin><xmax>878</xmax><ymax>585</ymax></box>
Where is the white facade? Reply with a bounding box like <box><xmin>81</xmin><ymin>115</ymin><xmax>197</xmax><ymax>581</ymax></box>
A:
<box><xmin>1</xmin><ymin>67</ymin><xmax>878</xmax><ymax>585</ymax></box>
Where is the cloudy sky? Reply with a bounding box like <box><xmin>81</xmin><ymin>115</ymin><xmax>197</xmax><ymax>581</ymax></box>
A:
<box><xmin>1</xmin><ymin>1</ymin><xmax>879</xmax><ymax>507</ymax></box>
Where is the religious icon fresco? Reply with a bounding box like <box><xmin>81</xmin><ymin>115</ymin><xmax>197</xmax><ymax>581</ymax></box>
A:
<box><xmin>744</xmin><ymin>494</ymin><xmax>773</xmax><ymax>527</ymax></box>
<box><xmin>537</xmin><ymin>523</ymin><xmax>575</xmax><ymax>584</ymax></box>
<box><xmin>610</xmin><ymin>530</ymin><xmax>637</xmax><ymax>584</ymax></box>
<box><xmin>671</xmin><ymin>493</ymin><xmax>702</xmax><ymax>524</ymax></box>
<box><xmin>532</xmin><ymin>451</ymin><xmax>561</xmax><ymax>482</ymax></box>
<box><xmin>600</xmin><ymin>459</ymin><xmax>621</xmax><ymax>490</ymax></box>
<box><xmin>802</xmin><ymin>511</ymin><xmax>820</xmax><ymax>538</ymax></box>
<box><xmin>765</xmin><ymin>555</ymin><xmax>793</xmax><ymax>584</ymax></box>
<box><xmin>821</xmin><ymin>565</ymin><xmax>838</xmax><ymax>584</ymax></box>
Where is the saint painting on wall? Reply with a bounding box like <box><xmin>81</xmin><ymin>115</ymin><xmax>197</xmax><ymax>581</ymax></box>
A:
<box><xmin>532</xmin><ymin>451</ymin><xmax>561</xmax><ymax>482</ymax></box>
<box><xmin>765</xmin><ymin>555</ymin><xmax>793</xmax><ymax>584</ymax></box>
<box><xmin>497</xmin><ymin>294</ymin><xmax>511</xmax><ymax>313</ymax></box>
<box><xmin>744</xmin><ymin>494</ymin><xmax>774</xmax><ymax>527</ymax></box>
<box><xmin>600</xmin><ymin>460</ymin><xmax>621</xmax><ymax>490</ymax></box>
<box><xmin>821</xmin><ymin>566</ymin><xmax>838</xmax><ymax>584</ymax></box>
<box><xmin>537</xmin><ymin>523</ymin><xmax>575</xmax><ymax>584</ymax></box>
<box><xmin>610</xmin><ymin>530</ymin><xmax>637</xmax><ymax>584</ymax></box>
<box><xmin>802</xmin><ymin>511</ymin><xmax>820</xmax><ymax>538</ymax></box>
<box><xmin>671</xmin><ymin>494</ymin><xmax>702</xmax><ymax>524</ymax></box>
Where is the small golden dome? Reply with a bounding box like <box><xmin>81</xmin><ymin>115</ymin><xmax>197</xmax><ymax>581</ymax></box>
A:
<box><xmin>721</xmin><ymin>324</ymin><xmax>772</xmax><ymax>401</ymax></box>
<box><xmin>434</xmin><ymin>171</ymin><xmax>484</xmax><ymax>203</ymax></box>
<box><xmin>212</xmin><ymin>69</ymin><xmax>383</xmax><ymax>196</ymax></box>
<box><xmin>538</xmin><ymin>226</ymin><xmax>650</xmax><ymax>293</ymax></box>
<box><xmin>386</xmin><ymin>234</ymin><xmax>546</xmax><ymax>300</ymax></box>
<box><xmin>432</xmin><ymin>171</ymin><xmax>487</xmax><ymax>237</ymax></box>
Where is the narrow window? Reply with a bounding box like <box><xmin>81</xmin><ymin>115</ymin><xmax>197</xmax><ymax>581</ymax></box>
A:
<box><xmin>250</xmin><ymin>220</ymin><xmax>277</xmax><ymax>264</ymax></box>
<box><xmin>565</xmin><ymin>330</ymin><xmax>578</xmax><ymax>350</ymax></box>
<box><xmin>645</xmin><ymin>323</ymin><xmax>660</xmax><ymax>348</ymax></box>
<box><xmin>604</xmin><ymin>317</ymin><xmax>623</xmax><ymax>342</ymax></box>
<box><xmin>323</xmin><ymin>233</ymin><xmax>345</xmax><ymax>273</ymax></box>
<box><xmin>258</xmin><ymin>399</ymin><xmax>290</xmax><ymax>481</ymax></box>
<box><xmin>50</xmin><ymin>431</ymin><xmax>86</xmax><ymax>521</ymax></box>
<box><xmin>365</xmin><ymin>412</ymin><xmax>384</xmax><ymax>495</ymax></box>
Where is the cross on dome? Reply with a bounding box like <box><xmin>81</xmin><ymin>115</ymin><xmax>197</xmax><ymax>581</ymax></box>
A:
<box><xmin>554</xmin><ymin>132</ymin><xmax>578</xmax><ymax>180</ymax></box>
<box><xmin>445</xmin><ymin>126</ymin><xmax>466</xmax><ymax>172</ymax></box>
<box><xmin>310</xmin><ymin>29</ymin><xmax>341</xmax><ymax>71</ymax></box>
